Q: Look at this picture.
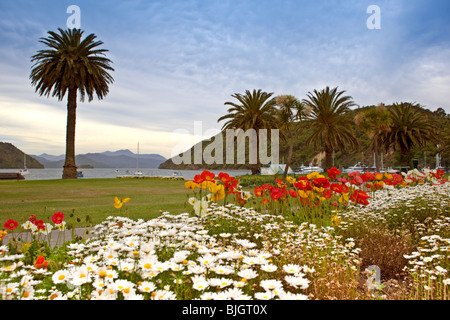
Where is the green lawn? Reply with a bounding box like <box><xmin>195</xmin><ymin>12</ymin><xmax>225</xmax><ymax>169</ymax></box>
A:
<box><xmin>0</xmin><ymin>178</ymin><xmax>189</xmax><ymax>227</ymax></box>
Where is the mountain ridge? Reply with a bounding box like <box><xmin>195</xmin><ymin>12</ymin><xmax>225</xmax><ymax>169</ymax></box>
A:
<box><xmin>30</xmin><ymin>149</ymin><xmax>166</xmax><ymax>169</ymax></box>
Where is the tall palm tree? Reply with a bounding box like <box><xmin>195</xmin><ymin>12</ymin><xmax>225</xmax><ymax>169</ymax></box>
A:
<box><xmin>302</xmin><ymin>86</ymin><xmax>358</xmax><ymax>171</ymax></box>
<box><xmin>380</xmin><ymin>102</ymin><xmax>440</xmax><ymax>167</ymax></box>
<box><xmin>275</xmin><ymin>95</ymin><xmax>310</xmax><ymax>179</ymax></box>
<box><xmin>354</xmin><ymin>104</ymin><xmax>391</xmax><ymax>171</ymax></box>
<box><xmin>218</xmin><ymin>89</ymin><xmax>278</xmax><ymax>175</ymax></box>
<box><xmin>30</xmin><ymin>28</ymin><xmax>114</xmax><ymax>179</ymax></box>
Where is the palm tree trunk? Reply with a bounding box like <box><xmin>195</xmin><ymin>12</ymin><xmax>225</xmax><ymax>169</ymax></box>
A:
<box><xmin>62</xmin><ymin>87</ymin><xmax>78</xmax><ymax>179</ymax></box>
<box><xmin>374</xmin><ymin>139</ymin><xmax>381</xmax><ymax>172</ymax></box>
<box><xmin>324</xmin><ymin>146</ymin><xmax>333</xmax><ymax>171</ymax></box>
<box><xmin>251</xmin><ymin>135</ymin><xmax>260</xmax><ymax>175</ymax></box>
<box><xmin>283</xmin><ymin>132</ymin><xmax>294</xmax><ymax>180</ymax></box>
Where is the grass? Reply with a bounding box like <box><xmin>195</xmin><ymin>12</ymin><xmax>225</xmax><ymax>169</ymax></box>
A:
<box><xmin>0</xmin><ymin>178</ymin><xmax>188</xmax><ymax>227</ymax></box>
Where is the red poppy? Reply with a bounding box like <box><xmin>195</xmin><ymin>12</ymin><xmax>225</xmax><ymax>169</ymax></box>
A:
<box><xmin>270</xmin><ymin>188</ymin><xmax>284</xmax><ymax>200</ymax></box>
<box><xmin>4</xmin><ymin>219</ymin><xmax>18</xmax><ymax>231</ymax></box>
<box><xmin>312</xmin><ymin>177</ymin><xmax>330</xmax><ymax>189</ymax></box>
<box><xmin>361</xmin><ymin>171</ymin><xmax>375</xmax><ymax>182</ymax></box>
<box><xmin>201</xmin><ymin>170</ymin><xmax>215</xmax><ymax>181</ymax></box>
<box><xmin>254</xmin><ymin>186</ymin><xmax>264</xmax><ymax>197</ymax></box>
<box><xmin>330</xmin><ymin>183</ymin><xmax>343</xmax><ymax>194</ymax></box>
<box><xmin>218</xmin><ymin>172</ymin><xmax>231</xmax><ymax>182</ymax></box>
<box><xmin>327</xmin><ymin>167</ymin><xmax>341</xmax><ymax>180</ymax></box>
<box><xmin>340</xmin><ymin>183</ymin><xmax>349</xmax><ymax>193</ymax></box>
<box><xmin>193</xmin><ymin>174</ymin><xmax>204</xmax><ymax>184</ymax></box>
<box><xmin>350</xmin><ymin>190</ymin><xmax>370</xmax><ymax>205</ymax></box>
<box><xmin>35</xmin><ymin>256</ymin><xmax>48</xmax><ymax>269</ymax></box>
<box><xmin>51</xmin><ymin>212</ymin><xmax>65</xmax><ymax>224</ymax></box>
<box><xmin>28</xmin><ymin>214</ymin><xmax>37</xmax><ymax>223</ymax></box>
<box><xmin>224</xmin><ymin>178</ymin><xmax>239</xmax><ymax>194</ymax></box>
<box><xmin>34</xmin><ymin>219</ymin><xmax>45</xmax><ymax>230</ymax></box>
<box><xmin>323</xmin><ymin>188</ymin><xmax>332</xmax><ymax>199</ymax></box>
<box><xmin>194</xmin><ymin>170</ymin><xmax>216</xmax><ymax>184</ymax></box>
<box><xmin>294</xmin><ymin>179</ymin><xmax>311</xmax><ymax>190</ymax></box>
<box><xmin>288</xmin><ymin>189</ymin><xmax>298</xmax><ymax>198</ymax></box>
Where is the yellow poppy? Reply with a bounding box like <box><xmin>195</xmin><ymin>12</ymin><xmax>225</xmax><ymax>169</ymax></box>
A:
<box><xmin>114</xmin><ymin>196</ymin><xmax>130</xmax><ymax>209</ymax></box>
<box><xmin>286</xmin><ymin>176</ymin><xmax>296</xmax><ymax>184</ymax></box>
<box><xmin>185</xmin><ymin>181</ymin><xmax>198</xmax><ymax>191</ymax></box>
<box><xmin>298</xmin><ymin>190</ymin><xmax>313</xmax><ymax>199</ymax></box>
<box><xmin>209</xmin><ymin>183</ymin><xmax>225</xmax><ymax>201</ymax></box>
<box><xmin>307</xmin><ymin>172</ymin><xmax>325</xmax><ymax>179</ymax></box>
<box><xmin>338</xmin><ymin>193</ymin><xmax>349</xmax><ymax>203</ymax></box>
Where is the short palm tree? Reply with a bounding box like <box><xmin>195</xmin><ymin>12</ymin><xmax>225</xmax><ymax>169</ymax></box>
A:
<box><xmin>30</xmin><ymin>28</ymin><xmax>114</xmax><ymax>179</ymax></box>
<box><xmin>275</xmin><ymin>95</ymin><xmax>310</xmax><ymax>179</ymax></box>
<box><xmin>354</xmin><ymin>104</ymin><xmax>391</xmax><ymax>171</ymax></box>
<box><xmin>302</xmin><ymin>86</ymin><xmax>358</xmax><ymax>171</ymax></box>
<box><xmin>380</xmin><ymin>102</ymin><xmax>440</xmax><ymax>167</ymax></box>
<box><xmin>218</xmin><ymin>89</ymin><xmax>278</xmax><ymax>175</ymax></box>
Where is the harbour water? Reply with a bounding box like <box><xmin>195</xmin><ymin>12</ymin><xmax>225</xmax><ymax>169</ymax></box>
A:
<box><xmin>0</xmin><ymin>168</ymin><xmax>250</xmax><ymax>181</ymax></box>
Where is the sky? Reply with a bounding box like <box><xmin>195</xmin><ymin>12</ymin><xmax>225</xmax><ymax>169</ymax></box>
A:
<box><xmin>1</xmin><ymin>0</ymin><xmax>450</xmax><ymax>158</ymax></box>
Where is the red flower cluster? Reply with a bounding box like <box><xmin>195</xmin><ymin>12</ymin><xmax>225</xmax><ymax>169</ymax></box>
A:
<box><xmin>35</xmin><ymin>255</ymin><xmax>48</xmax><ymax>269</ymax></box>
<box><xmin>29</xmin><ymin>214</ymin><xmax>45</xmax><ymax>230</ymax></box>
<box><xmin>193</xmin><ymin>170</ymin><xmax>216</xmax><ymax>184</ymax></box>
<box><xmin>327</xmin><ymin>167</ymin><xmax>341</xmax><ymax>180</ymax></box>
<box><xmin>350</xmin><ymin>190</ymin><xmax>371</xmax><ymax>206</ymax></box>
<box><xmin>253</xmin><ymin>169</ymin><xmax>373</xmax><ymax>208</ymax></box>
<box><xmin>218</xmin><ymin>172</ymin><xmax>239</xmax><ymax>194</ymax></box>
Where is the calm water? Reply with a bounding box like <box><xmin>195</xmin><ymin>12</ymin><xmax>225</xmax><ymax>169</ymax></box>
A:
<box><xmin>0</xmin><ymin>168</ymin><xmax>250</xmax><ymax>181</ymax></box>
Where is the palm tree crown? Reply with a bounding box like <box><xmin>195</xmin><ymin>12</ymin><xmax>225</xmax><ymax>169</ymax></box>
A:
<box><xmin>218</xmin><ymin>89</ymin><xmax>277</xmax><ymax>131</ymax></box>
<box><xmin>380</xmin><ymin>102</ymin><xmax>440</xmax><ymax>166</ymax></box>
<box><xmin>218</xmin><ymin>89</ymin><xmax>278</xmax><ymax>174</ymax></box>
<box><xmin>275</xmin><ymin>95</ymin><xmax>310</xmax><ymax>178</ymax></box>
<box><xmin>30</xmin><ymin>28</ymin><xmax>114</xmax><ymax>179</ymax></box>
<box><xmin>302</xmin><ymin>86</ymin><xmax>358</xmax><ymax>170</ymax></box>
<box><xmin>30</xmin><ymin>28</ymin><xmax>114</xmax><ymax>102</ymax></box>
<box><xmin>354</xmin><ymin>104</ymin><xmax>391</xmax><ymax>171</ymax></box>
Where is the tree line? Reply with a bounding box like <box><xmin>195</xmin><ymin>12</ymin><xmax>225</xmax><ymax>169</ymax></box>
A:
<box><xmin>218</xmin><ymin>88</ymin><xmax>448</xmax><ymax>176</ymax></box>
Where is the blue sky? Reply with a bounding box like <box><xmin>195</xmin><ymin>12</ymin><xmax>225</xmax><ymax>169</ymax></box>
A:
<box><xmin>1</xmin><ymin>0</ymin><xmax>450</xmax><ymax>158</ymax></box>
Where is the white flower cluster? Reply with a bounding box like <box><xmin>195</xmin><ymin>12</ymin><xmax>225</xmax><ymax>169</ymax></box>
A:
<box><xmin>0</xmin><ymin>203</ymin><xmax>363</xmax><ymax>300</ymax></box>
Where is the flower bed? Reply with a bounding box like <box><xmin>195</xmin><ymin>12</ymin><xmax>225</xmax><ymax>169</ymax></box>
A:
<box><xmin>0</xmin><ymin>168</ymin><xmax>448</xmax><ymax>300</ymax></box>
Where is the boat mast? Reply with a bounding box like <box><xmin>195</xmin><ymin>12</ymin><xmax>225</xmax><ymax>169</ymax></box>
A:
<box><xmin>137</xmin><ymin>142</ymin><xmax>139</xmax><ymax>170</ymax></box>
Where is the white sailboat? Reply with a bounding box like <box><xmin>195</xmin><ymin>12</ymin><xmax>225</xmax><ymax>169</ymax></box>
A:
<box><xmin>19</xmin><ymin>154</ymin><xmax>31</xmax><ymax>175</ymax></box>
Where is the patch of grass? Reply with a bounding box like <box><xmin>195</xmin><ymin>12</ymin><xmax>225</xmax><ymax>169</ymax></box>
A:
<box><xmin>0</xmin><ymin>178</ymin><xmax>189</xmax><ymax>227</ymax></box>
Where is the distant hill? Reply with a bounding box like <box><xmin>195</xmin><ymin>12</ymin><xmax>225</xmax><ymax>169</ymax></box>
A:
<box><xmin>31</xmin><ymin>149</ymin><xmax>166</xmax><ymax>169</ymax></box>
<box><xmin>0</xmin><ymin>142</ymin><xmax>44</xmax><ymax>169</ymax></box>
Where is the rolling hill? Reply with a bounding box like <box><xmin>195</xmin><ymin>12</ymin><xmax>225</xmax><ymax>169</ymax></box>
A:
<box><xmin>32</xmin><ymin>149</ymin><xmax>166</xmax><ymax>169</ymax></box>
<box><xmin>0</xmin><ymin>142</ymin><xmax>44</xmax><ymax>169</ymax></box>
